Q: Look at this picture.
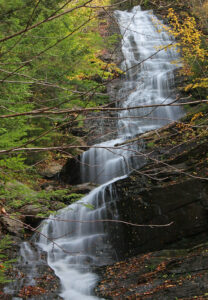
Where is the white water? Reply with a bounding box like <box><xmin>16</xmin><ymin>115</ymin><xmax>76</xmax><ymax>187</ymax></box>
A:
<box><xmin>81</xmin><ymin>6</ymin><xmax>182</xmax><ymax>185</ymax></box>
<box><xmin>19</xmin><ymin>6</ymin><xmax>182</xmax><ymax>300</ymax></box>
<box><xmin>38</xmin><ymin>176</ymin><xmax>123</xmax><ymax>300</ymax></box>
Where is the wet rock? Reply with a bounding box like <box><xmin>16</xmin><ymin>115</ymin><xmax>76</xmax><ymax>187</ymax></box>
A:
<box><xmin>59</xmin><ymin>156</ymin><xmax>82</xmax><ymax>185</ymax></box>
<box><xmin>20</xmin><ymin>205</ymin><xmax>48</xmax><ymax>228</ymax></box>
<box><xmin>99</xmin><ymin>52</ymin><xmax>117</xmax><ymax>63</ymax></box>
<box><xmin>0</xmin><ymin>216</ymin><xmax>24</xmax><ymax>236</ymax></box>
<box><xmin>40</xmin><ymin>163</ymin><xmax>63</xmax><ymax>179</ymax></box>
<box><xmin>70</xmin><ymin>127</ymin><xmax>88</xmax><ymax>137</ymax></box>
<box><xmin>95</xmin><ymin>125</ymin><xmax>208</xmax><ymax>296</ymax></box>
<box><xmin>108</xmin><ymin>178</ymin><xmax>208</xmax><ymax>259</ymax></box>
<box><xmin>71</xmin><ymin>182</ymin><xmax>98</xmax><ymax>194</ymax></box>
<box><xmin>96</xmin><ymin>242</ymin><xmax>208</xmax><ymax>300</ymax></box>
<box><xmin>20</xmin><ymin>204</ymin><xmax>47</xmax><ymax>216</ymax></box>
<box><xmin>4</xmin><ymin>251</ymin><xmax>62</xmax><ymax>300</ymax></box>
<box><xmin>41</xmin><ymin>182</ymin><xmax>55</xmax><ymax>191</ymax></box>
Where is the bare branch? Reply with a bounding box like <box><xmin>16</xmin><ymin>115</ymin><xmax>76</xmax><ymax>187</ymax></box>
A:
<box><xmin>0</xmin><ymin>100</ymin><xmax>207</xmax><ymax>119</ymax></box>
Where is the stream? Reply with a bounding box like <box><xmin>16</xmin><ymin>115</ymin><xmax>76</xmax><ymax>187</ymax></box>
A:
<box><xmin>7</xmin><ymin>5</ymin><xmax>183</xmax><ymax>300</ymax></box>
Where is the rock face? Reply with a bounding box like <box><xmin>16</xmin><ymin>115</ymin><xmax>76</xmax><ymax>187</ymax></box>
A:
<box><xmin>59</xmin><ymin>156</ymin><xmax>82</xmax><ymax>184</ymax></box>
<box><xmin>95</xmin><ymin>93</ymin><xmax>208</xmax><ymax>298</ymax></box>
<box><xmin>2</xmin><ymin>247</ymin><xmax>62</xmax><ymax>300</ymax></box>
<box><xmin>20</xmin><ymin>204</ymin><xmax>48</xmax><ymax>228</ymax></box>
<box><xmin>111</xmin><ymin>0</ymin><xmax>138</xmax><ymax>10</ymax></box>
<box><xmin>96</xmin><ymin>242</ymin><xmax>208</xmax><ymax>300</ymax></box>
<box><xmin>108</xmin><ymin>177</ymin><xmax>208</xmax><ymax>259</ymax></box>
<box><xmin>39</xmin><ymin>162</ymin><xmax>63</xmax><ymax>179</ymax></box>
<box><xmin>0</xmin><ymin>216</ymin><xmax>24</xmax><ymax>236</ymax></box>
<box><xmin>95</xmin><ymin>136</ymin><xmax>208</xmax><ymax>299</ymax></box>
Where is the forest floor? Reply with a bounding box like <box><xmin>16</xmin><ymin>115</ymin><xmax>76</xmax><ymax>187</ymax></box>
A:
<box><xmin>96</xmin><ymin>241</ymin><xmax>208</xmax><ymax>299</ymax></box>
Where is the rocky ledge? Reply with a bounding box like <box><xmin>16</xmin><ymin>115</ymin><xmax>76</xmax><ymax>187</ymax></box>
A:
<box><xmin>96</xmin><ymin>241</ymin><xmax>208</xmax><ymax>300</ymax></box>
<box><xmin>95</xmin><ymin>104</ymin><xmax>208</xmax><ymax>299</ymax></box>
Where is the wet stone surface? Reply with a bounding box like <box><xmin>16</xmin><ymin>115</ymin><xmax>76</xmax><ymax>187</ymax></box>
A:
<box><xmin>0</xmin><ymin>239</ymin><xmax>62</xmax><ymax>300</ymax></box>
<box><xmin>96</xmin><ymin>242</ymin><xmax>208</xmax><ymax>300</ymax></box>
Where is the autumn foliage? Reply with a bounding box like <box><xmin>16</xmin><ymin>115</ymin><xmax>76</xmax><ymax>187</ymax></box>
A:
<box><xmin>166</xmin><ymin>8</ymin><xmax>208</xmax><ymax>96</ymax></box>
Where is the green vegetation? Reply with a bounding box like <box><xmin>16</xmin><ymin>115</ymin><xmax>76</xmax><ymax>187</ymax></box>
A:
<box><xmin>0</xmin><ymin>179</ymin><xmax>85</xmax><ymax>216</ymax></box>
<box><xmin>0</xmin><ymin>0</ymin><xmax>121</xmax><ymax>223</ymax></box>
<box><xmin>0</xmin><ymin>0</ymin><xmax>206</xmax><ymax>196</ymax></box>
<box><xmin>0</xmin><ymin>0</ymin><xmax>206</xmax><ymax>215</ymax></box>
<box><xmin>0</xmin><ymin>0</ymin><xmax>207</xmax><ymax>296</ymax></box>
<box><xmin>0</xmin><ymin>0</ymin><xmax>120</xmax><ymax>181</ymax></box>
<box><xmin>0</xmin><ymin>236</ymin><xmax>15</xmax><ymax>284</ymax></box>
<box><xmin>146</xmin><ymin>141</ymin><xmax>155</xmax><ymax>149</ymax></box>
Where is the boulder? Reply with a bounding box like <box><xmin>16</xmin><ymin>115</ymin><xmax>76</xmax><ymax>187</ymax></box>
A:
<box><xmin>20</xmin><ymin>204</ymin><xmax>48</xmax><ymax>227</ymax></box>
<box><xmin>106</xmin><ymin>177</ymin><xmax>208</xmax><ymax>259</ymax></box>
<box><xmin>71</xmin><ymin>182</ymin><xmax>98</xmax><ymax>194</ymax></box>
<box><xmin>1</xmin><ymin>215</ymin><xmax>24</xmax><ymax>236</ymax></box>
<box><xmin>59</xmin><ymin>157</ymin><xmax>82</xmax><ymax>185</ymax></box>
<box><xmin>40</xmin><ymin>163</ymin><xmax>63</xmax><ymax>179</ymax></box>
<box><xmin>20</xmin><ymin>204</ymin><xmax>48</xmax><ymax>216</ymax></box>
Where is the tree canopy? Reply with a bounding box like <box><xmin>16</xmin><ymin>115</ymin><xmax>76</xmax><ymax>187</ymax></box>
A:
<box><xmin>0</xmin><ymin>0</ymin><xmax>121</xmax><ymax>178</ymax></box>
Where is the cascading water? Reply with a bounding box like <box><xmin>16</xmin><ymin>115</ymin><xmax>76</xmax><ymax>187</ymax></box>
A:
<box><xmin>8</xmin><ymin>6</ymin><xmax>183</xmax><ymax>300</ymax></box>
<box><xmin>81</xmin><ymin>6</ymin><xmax>182</xmax><ymax>185</ymax></box>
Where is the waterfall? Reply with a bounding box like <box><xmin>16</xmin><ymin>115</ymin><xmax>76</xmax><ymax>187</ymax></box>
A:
<box><xmin>10</xmin><ymin>6</ymin><xmax>182</xmax><ymax>300</ymax></box>
<box><xmin>81</xmin><ymin>6</ymin><xmax>182</xmax><ymax>185</ymax></box>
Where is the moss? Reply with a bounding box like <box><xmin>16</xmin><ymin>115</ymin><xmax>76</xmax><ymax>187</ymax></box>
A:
<box><xmin>0</xmin><ymin>179</ymin><xmax>86</xmax><ymax>219</ymax></box>
<box><xmin>146</xmin><ymin>141</ymin><xmax>155</xmax><ymax>149</ymax></box>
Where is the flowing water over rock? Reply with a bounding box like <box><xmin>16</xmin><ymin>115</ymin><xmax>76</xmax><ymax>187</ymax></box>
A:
<box><xmin>81</xmin><ymin>6</ymin><xmax>182</xmax><ymax>185</ymax></box>
<box><xmin>7</xmin><ymin>6</ymin><xmax>183</xmax><ymax>300</ymax></box>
